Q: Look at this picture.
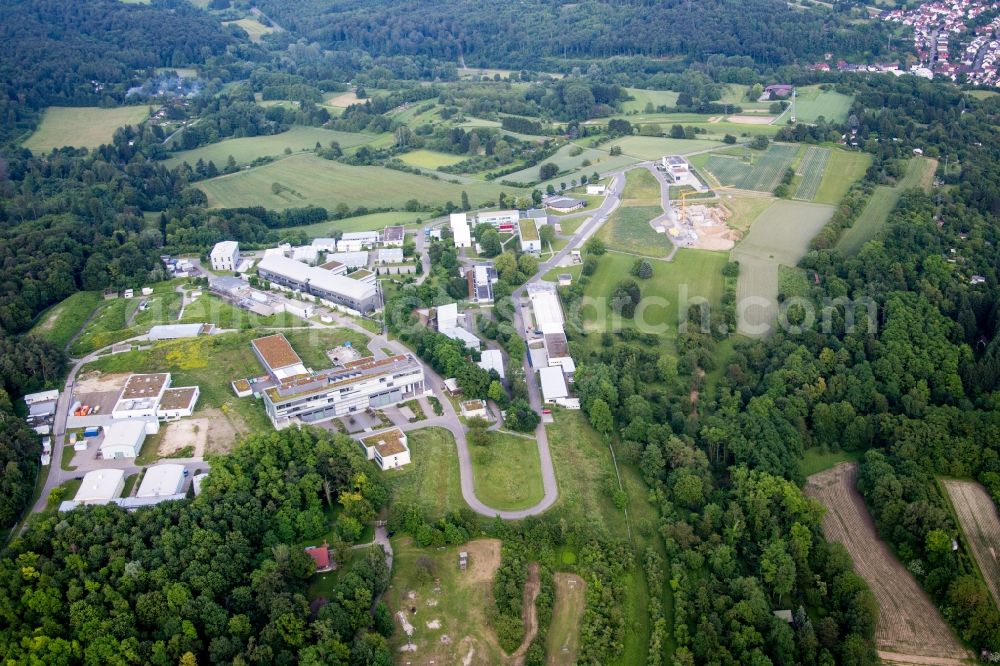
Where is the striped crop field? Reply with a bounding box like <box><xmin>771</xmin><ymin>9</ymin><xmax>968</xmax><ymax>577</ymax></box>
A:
<box><xmin>794</xmin><ymin>147</ymin><xmax>830</xmax><ymax>201</ymax></box>
<box><xmin>705</xmin><ymin>143</ymin><xmax>798</xmax><ymax>192</ymax></box>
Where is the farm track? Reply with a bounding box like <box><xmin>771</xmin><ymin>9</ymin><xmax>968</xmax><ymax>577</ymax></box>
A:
<box><xmin>942</xmin><ymin>479</ymin><xmax>1000</xmax><ymax>608</ymax></box>
<box><xmin>806</xmin><ymin>463</ymin><xmax>972</xmax><ymax>662</ymax></box>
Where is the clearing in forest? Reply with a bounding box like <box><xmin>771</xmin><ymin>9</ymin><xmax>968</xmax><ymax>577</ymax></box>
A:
<box><xmin>24</xmin><ymin>106</ymin><xmax>152</xmax><ymax>152</ymax></box>
<box><xmin>942</xmin><ymin>479</ymin><xmax>1000</xmax><ymax>608</ymax></box>
<box><xmin>806</xmin><ymin>463</ymin><xmax>972</xmax><ymax>662</ymax></box>
<box><xmin>546</xmin><ymin>573</ymin><xmax>586</xmax><ymax>666</ymax></box>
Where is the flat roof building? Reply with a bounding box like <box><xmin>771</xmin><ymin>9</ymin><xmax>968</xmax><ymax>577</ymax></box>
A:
<box><xmin>476</xmin><ymin>210</ymin><xmax>519</xmax><ymax>232</ymax></box>
<box><xmin>438</xmin><ymin>303</ymin><xmax>459</xmax><ymax>331</ymax></box>
<box><xmin>112</xmin><ymin>373</ymin><xmax>170</xmax><ymax>419</ymax></box>
<box><xmin>23</xmin><ymin>389</ymin><xmax>59</xmax><ymax>405</ymax></box>
<box><xmin>311</xmin><ymin>238</ymin><xmax>338</xmax><ymax>252</ymax></box>
<box><xmin>527</xmin><ymin>282</ymin><xmax>565</xmax><ymax>334</ymax></box>
<box><xmin>539</xmin><ymin>366</ymin><xmax>569</xmax><ymax>403</ymax></box>
<box><xmin>210</xmin><ymin>241</ymin><xmax>240</xmax><ymax>272</ymax></box>
<box><xmin>450</xmin><ymin>213</ymin><xmax>472</xmax><ymax>248</ymax></box>
<box><xmin>136</xmin><ymin>463</ymin><xmax>186</xmax><ymax>498</ymax></box>
<box><xmin>337</xmin><ymin>231</ymin><xmax>379</xmax><ymax>252</ymax></box>
<box><xmin>478</xmin><ymin>349</ymin><xmax>505</xmax><ymax>379</ymax></box>
<box><xmin>148</xmin><ymin>323</ymin><xmax>205</xmax><ymax>341</ymax></box>
<box><xmin>291</xmin><ymin>245</ymin><xmax>320</xmax><ymax>266</ymax></box>
<box><xmin>545</xmin><ymin>196</ymin><xmax>585</xmax><ymax>213</ymax></box>
<box><xmin>75</xmin><ymin>469</ymin><xmax>125</xmax><ymax>504</ymax></box>
<box><xmin>468</xmin><ymin>263</ymin><xmax>498</xmax><ymax>303</ymax></box>
<box><xmin>358</xmin><ymin>428</ymin><xmax>411</xmax><ymax>470</ymax></box>
<box><xmin>101</xmin><ymin>418</ymin><xmax>156</xmax><ymax>459</ymax></box>
<box><xmin>518</xmin><ymin>218</ymin><xmax>542</xmax><ymax>254</ymax></box>
<box><xmin>252</xmin><ymin>334</ymin><xmax>309</xmax><ymax>380</ymax></box>
<box><xmin>257</xmin><ymin>254</ymin><xmax>379</xmax><ymax>313</ymax></box>
<box><xmin>325</xmin><ymin>251</ymin><xmax>369</xmax><ymax>268</ymax></box>
<box><xmin>376</xmin><ymin>248</ymin><xmax>404</xmax><ymax>264</ymax></box>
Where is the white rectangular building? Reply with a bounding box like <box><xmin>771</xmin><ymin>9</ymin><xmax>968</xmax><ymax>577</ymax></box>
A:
<box><xmin>437</xmin><ymin>302</ymin><xmax>459</xmax><ymax>331</ymax></box>
<box><xmin>291</xmin><ymin>245</ymin><xmax>320</xmax><ymax>265</ymax></box>
<box><xmin>478</xmin><ymin>349</ymin><xmax>505</xmax><ymax>379</ymax></box>
<box><xmin>337</xmin><ymin>231</ymin><xmax>380</xmax><ymax>252</ymax></box>
<box><xmin>383</xmin><ymin>225</ymin><xmax>405</xmax><ymax>247</ymax></box>
<box><xmin>539</xmin><ymin>366</ymin><xmax>569</xmax><ymax>403</ymax></box>
<box><xmin>148</xmin><ymin>323</ymin><xmax>204</xmax><ymax>341</ymax></box>
<box><xmin>586</xmin><ymin>183</ymin><xmax>606</xmax><ymax>195</ymax></box>
<box><xmin>527</xmin><ymin>282</ymin><xmax>565</xmax><ymax>334</ymax></box>
<box><xmin>518</xmin><ymin>219</ymin><xmax>542</xmax><ymax>254</ymax></box>
<box><xmin>450</xmin><ymin>213</ymin><xmax>472</xmax><ymax>248</ymax></box>
<box><xmin>476</xmin><ymin>210</ymin><xmax>519</xmax><ymax>232</ymax></box>
<box><xmin>136</xmin><ymin>464</ymin><xmax>186</xmax><ymax>498</ymax></box>
<box><xmin>257</xmin><ymin>254</ymin><xmax>379</xmax><ymax>313</ymax></box>
<box><xmin>75</xmin><ymin>469</ymin><xmax>125</xmax><ymax>504</ymax></box>
<box><xmin>358</xmin><ymin>428</ymin><xmax>411</xmax><ymax>470</ymax></box>
<box><xmin>311</xmin><ymin>237</ymin><xmax>338</xmax><ymax>252</ymax></box>
<box><xmin>100</xmin><ymin>418</ymin><xmax>157</xmax><ymax>459</ymax></box>
<box><xmin>376</xmin><ymin>248</ymin><xmax>404</xmax><ymax>264</ymax></box>
<box><xmin>325</xmin><ymin>251</ymin><xmax>369</xmax><ymax>269</ymax></box>
<box><xmin>210</xmin><ymin>241</ymin><xmax>240</xmax><ymax>272</ymax></box>
<box><xmin>24</xmin><ymin>389</ymin><xmax>59</xmax><ymax>405</ymax></box>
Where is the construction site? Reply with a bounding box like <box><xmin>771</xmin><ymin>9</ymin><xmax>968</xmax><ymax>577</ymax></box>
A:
<box><xmin>656</xmin><ymin>155</ymin><xmax>740</xmax><ymax>251</ymax></box>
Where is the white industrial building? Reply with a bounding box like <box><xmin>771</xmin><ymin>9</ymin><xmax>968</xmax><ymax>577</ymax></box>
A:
<box><xmin>376</xmin><ymin>248</ymin><xmax>404</xmax><ymax>264</ymax></box>
<box><xmin>586</xmin><ymin>183</ymin><xmax>607</xmax><ymax>195</ymax></box>
<box><xmin>450</xmin><ymin>213</ymin><xmax>472</xmax><ymax>248</ymax></box>
<box><xmin>24</xmin><ymin>389</ymin><xmax>59</xmax><ymax>405</ymax></box>
<box><xmin>518</xmin><ymin>218</ymin><xmax>542</xmax><ymax>254</ymax></box>
<box><xmin>291</xmin><ymin>245</ymin><xmax>320</xmax><ymax>265</ymax></box>
<box><xmin>476</xmin><ymin>210</ymin><xmax>519</xmax><ymax>232</ymax></box>
<box><xmin>527</xmin><ymin>282</ymin><xmax>565</xmax><ymax>334</ymax></box>
<box><xmin>210</xmin><ymin>241</ymin><xmax>241</xmax><ymax>272</ymax></box>
<box><xmin>148</xmin><ymin>323</ymin><xmax>206</xmax><ymax>341</ymax></box>
<box><xmin>478</xmin><ymin>349</ymin><xmax>506</xmax><ymax>379</ymax></box>
<box><xmin>337</xmin><ymin>231</ymin><xmax>380</xmax><ymax>252</ymax></box>
<box><xmin>311</xmin><ymin>238</ymin><xmax>338</xmax><ymax>252</ymax></box>
<box><xmin>75</xmin><ymin>469</ymin><xmax>125</xmax><ymax>504</ymax></box>
<box><xmin>358</xmin><ymin>428</ymin><xmax>411</xmax><ymax>470</ymax></box>
<box><xmin>136</xmin><ymin>464</ymin><xmax>186</xmax><ymax>498</ymax></box>
<box><xmin>324</xmin><ymin>251</ymin><xmax>369</xmax><ymax>268</ymax></box>
<box><xmin>101</xmin><ymin>418</ymin><xmax>158</xmax><ymax>459</ymax></box>
<box><xmin>538</xmin><ymin>366</ymin><xmax>569</xmax><ymax>403</ymax></box>
<box><xmin>112</xmin><ymin>373</ymin><xmax>198</xmax><ymax>421</ymax></box>
<box><xmin>437</xmin><ymin>303</ymin><xmax>481</xmax><ymax>349</ymax></box>
<box><xmin>257</xmin><ymin>254</ymin><xmax>379</xmax><ymax>313</ymax></box>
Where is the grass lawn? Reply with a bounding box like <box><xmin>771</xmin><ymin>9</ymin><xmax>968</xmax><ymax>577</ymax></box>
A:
<box><xmin>45</xmin><ymin>479</ymin><xmax>81</xmax><ymax>514</ymax></box>
<box><xmin>121</xmin><ymin>472</ymin><xmax>139</xmax><ymax>498</ymax></box>
<box><xmin>609</xmin><ymin>136</ymin><xmax>723</xmax><ymax>160</ymax></box>
<box><xmin>547</xmin><ymin>573</ymin><xmax>587</xmax><ymax>665</ymax></box>
<box><xmin>281</xmin><ymin>211</ymin><xmax>422</xmax><ymax>238</ymax></box>
<box><xmin>197</xmin><ymin>154</ymin><xmax>523</xmax><ymax>211</ymax></box>
<box><xmin>29</xmin><ymin>291</ymin><xmax>103</xmax><ymax>350</ymax></box>
<box><xmin>621</xmin><ymin>168</ymin><xmax>661</xmax><ymax>203</ymax></box>
<box><xmin>622</xmin><ymin>88</ymin><xmax>681</xmax><ymax>112</ymax></box>
<box><xmin>813</xmin><ymin>149</ymin><xmax>872</xmax><ymax>205</ymax></box>
<box><xmin>468</xmin><ymin>432</ymin><xmax>543</xmax><ymax>511</ymax></box>
<box><xmin>720</xmin><ymin>194</ymin><xmax>775</xmax><ymax>232</ymax></box>
<box><xmin>966</xmin><ymin>90</ymin><xmax>999</xmax><ymax>100</ymax></box>
<box><xmin>23</xmin><ymin>106</ymin><xmax>152</xmax><ymax>152</ymax></box>
<box><xmin>397</xmin><ymin>149</ymin><xmax>468</xmax><ymax>169</ymax></box>
<box><xmin>509</xmin><ymin>144</ymin><xmax>640</xmax><ymax>187</ymax></box>
<box><xmin>799</xmin><ymin>448</ymin><xmax>863</xmax><ymax>477</ymax></box>
<box><xmin>164</xmin><ymin>126</ymin><xmax>375</xmax><ymax>168</ymax></box>
<box><xmin>223</xmin><ymin>17</ymin><xmax>274</xmax><ymax>42</ymax></box>
<box><xmin>281</xmin><ymin>328</ymin><xmax>372</xmax><ymax>369</ymax></box>
<box><xmin>597</xmin><ymin>206</ymin><xmax>672</xmax><ymax>257</ymax></box>
<box><xmin>837</xmin><ymin>156</ymin><xmax>937</xmax><ymax>255</ymax></box>
<box><xmin>386</xmin><ymin>427</ymin><xmax>465</xmax><ymax>518</ymax></box>
<box><xmin>580</xmin><ymin>250</ymin><xmax>728</xmax><ymax>340</ymax></box>
<box><xmin>792</xmin><ymin>85</ymin><xmax>854</xmax><ymax>124</ymax></box>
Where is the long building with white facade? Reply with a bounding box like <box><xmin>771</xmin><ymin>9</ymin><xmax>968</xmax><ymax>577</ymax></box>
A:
<box><xmin>257</xmin><ymin>254</ymin><xmax>379</xmax><ymax>313</ymax></box>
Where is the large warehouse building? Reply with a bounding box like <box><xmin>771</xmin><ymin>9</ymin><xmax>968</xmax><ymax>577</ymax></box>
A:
<box><xmin>136</xmin><ymin>464</ymin><xmax>186</xmax><ymax>498</ymax></box>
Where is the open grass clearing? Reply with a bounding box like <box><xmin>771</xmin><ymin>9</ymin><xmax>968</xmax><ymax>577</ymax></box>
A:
<box><xmin>596</xmin><ymin>205</ymin><xmax>673</xmax><ymax>257</ymax></box>
<box><xmin>506</xmin><ymin>143</ymin><xmax>639</xmax><ymax>186</ymax></box>
<box><xmin>813</xmin><ymin>149</ymin><xmax>872</xmax><ymax>205</ymax></box>
<box><xmin>793</xmin><ymin>146</ymin><xmax>830</xmax><ymax>201</ymax></box>
<box><xmin>798</xmin><ymin>447</ymin><xmax>862</xmax><ymax>477</ymax></box>
<box><xmin>163</xmin><ymin>126</ymin><xmax>375</xmax><ymax>168</ymax></box>
<box><xmin>806</xmin><ymin>463</ymin><xmax>972</xmax><ymax>661</ymax></box>
<box><xmin>609</xmin><ymin>136</ymin><xmax>723</xmax><ymax>160</ymax></box>
<box><xmin>621</xmin><ymin>168</ymin><xmax>661</xmax><ymax>203</ymax></box>
<box><xmin>731</xmin><ymin>200</ymin><xmax>834</xmax><ymax>336</ymax></box>
<box><xmin>398</xmin><ymin>149</ymin><xmax>469</xmax><ymax>169</ymax></box>
<box><xmin>69</xmin><ymin>298</ymin><xmax>135</xmax><ymax>356</ymax></box>
<box><xmin>837</xmin><ymin>156</ymin><xmax>936</xmax><ymax>255</ymax></box>
<box><xmin>469</xmin><ymin>432</ymin><xmax>544</xmax><ymax>511</ymax></box>
<box><xmin>967</xmin><ymin>90</ymin><xmax>999</xmax><ymax>100</ymax></box>
<box><xmin>24</xmin><ymin>106</ymin><xmax>152</xmax><ymax>152</ymax></box>
<box><xmin>621</xmin><ymin>88</ymin><xmax>681</xmax><ymax>112</ymax></box>
<box><xmin>223</xmin><ymin>18</ymin><xmax>274</xmax><ymax>42</ymax></box>
<box><xmin>386</xmin><ymin>427</ymin><xmax>466</xmax><ymax>519</ymax></box>
<box><xmin>197</xmin><ymin>154</ymin><xmax>523</xmax><ymax>211</ymax></box>
<box><xmin>792</xmin><ymin>85</ymin><xmax>854</xmax><ymax>124</ymax></box>
<box><xmin>29</xmin><ymin>291</ymin><xmax>103</xmax><ymax>350</ymax></box>
<box><xmin>941</xmin><ymin>480</ymin><xmax>1000</xmax><ymax>609</ymax></box>
<box><xmin>546</xmin><ymin>573</ymin><xmax>586</xmax><ymax>665</ymax></box>
<box><xmin>323</xmin><ymin>90</ymin><xmax>365</xmax><ymax>107</ymax></box>
<box><xmin>387</xmin><ymin>537</ymin><xmax>507</xmax><ymax>664</ymax></box>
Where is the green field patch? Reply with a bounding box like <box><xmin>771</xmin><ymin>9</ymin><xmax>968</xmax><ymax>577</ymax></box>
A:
<box><xmin>468</xmin><ymin>432</ymin><xmax>544</xmax><ymax>511</ymax></box>
<box><xmin>966</xmin><ymin>90</ymin><xmax>999</xmax><ymax>100</ymax></box>
<box><xmin>837</xmin><ymin>156</ymin><xmax>937</xmax><ymax>255</ymax></box>
<box><xmin>386</xmin><ymin>427</ymin><xmax>465</xmax><ymax>518</ymax></box>
<box><xmin>29</xmin><ymin>291</ymin><xmax>103</xmax><ymax>350</ymax></box>
<box><xmin>621</xmin><ymin>168</ymin><xmax>661</xmax><ymax>203</ymax></box>
<box><xmin>597</xmin><ymin>206</ymin><xmax>672</xmax><ymax>257</ymax></box>
<box><xmin>705</xmin><ymin>143</ymin><xmax>798</xmax><ymax>192</ymax></box>
<box><xmin>397</xmin><ymin>149</ymin><xmax>468</xmax><ymax>169</ymax></box>
<box><xmin>506</xmin><ymin>143</ymin><xmax>639</xmax><ymax>185</ymax></box>
<box><xmin>69</xmin><ymin>298</ymin><xmax>134</xmax><ymax>355</ymax></box>
<box><xmin>622</xmin><ymin>88</ymin><xmax>681</xmax><ymax>112</ymax></box>
<box><xmin>609</xmin><ymin>136</ymin><xmax>723</xmax><ymax>160</ymax></box>
<box><xmin>799</xmin><ymin>448</ymin><xmax>863</xmax><ymax>477</ymax></box>
<box><xmin>223</xmin><ymin>18</ymin><xmax>274</xmax><ymax>42</ymax></box>
<box><xmin>177</xmin><ymin>292</ymin><xmax>307</xmax><ymax>329</ymax></box>
<box><xmin>792</xmin><ymin>85</ymin><xmax>854</xmax><ymax>124</ymax></box>
<box><xmin>197</xmin><ymin>154</ymin><xmax>523</xmax><ymax>211</ymax></box>
<box><xmin>24</xmin><ymin>106</ymin><xmax>152</xmax><ymax>152</ymax></box>
<box><xmin>778</xmin><ymin>265</ymin><xmax>812</xmax><ymax>300</ymax></box>
<box><xmin>813</xmin><ymin>149</ymin><xmax>872</xmax><ymax>205</ymax></box>
<box><xmin>281</xmin><ymin>211</ymin><xmax>421</xmax><ymax>238</ymax></box>
<box><xmin>793</xmin><ymin>146</ymin><xmax>830</xmax><ymax>201</ymax></box>
<box><xmin>721</xmin><ymin>195</ymin><xmax>776</xmax><ymax>232</ymax></box>
<box><xmin>731</xmin><ymin>200</ymin><xmax>834</xmax><ymax>335</ymax></box>
<box><xmin>163</xmin><ymin>126</ymin><xmax>374</xmax><ymax>168</ymax></box>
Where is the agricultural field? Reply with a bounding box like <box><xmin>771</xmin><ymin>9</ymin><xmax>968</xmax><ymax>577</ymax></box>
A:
<box><xmin>546</xmin><ymin>573</ymin><xmax>586</xmax><ymax>665</ymax></box>
<box><xmin>223</xmin><ymin>18</ymin><xmax>274</xmax><ymax>42</ymax></box>
<box><xmin>813</xmin><ymin>149</ymin><xmax>872</xmax><ymax>205</ymax></box>
<box><xmin>719</xmin><ymin>194</ymin><xmax>775</xmax><ymax>232</ymax></box>
<box><xmin>163</xmin><ymin>126</ymin><xmax>375</xmax><ymax>168</ymax></box>
<box><xmin>23</xmin><ymin>106</ymin><xmax>152</xmax><ymax>152</ymax></box>
<box><xmin>621</xmin><ymin>88</ymin><xmax>681</xmax><ymax>112</ymax></box>
<box><xmin>793</xmin><ymin>146</ymin><xmax>830</xmax><ymax>200</ymax></box>
<box><xmin>837</xmin><ymin>156</ymin><xmax>937</xmax><ymax>255</ymax></box>
<box><xmin>386</xmin><ymin>427</ymin><xmax>465</xmax><ymax>519</ymax></box>
<box><xmin>281</xmin><ymin>211</ymin><xmax>420</xmax><ymax>238</ymax></box>
<box><xmin>942</xmin><ymin>480</ymin><xmax>1000</xmax><ymax>608</ymax></box>
<box><xmin>609</xmin><ymin>136</ymin><xmax>723</xmax><ymax>160</ymax></box>
<box><xmin>806</xmin><ymin>463</ymin><xmax>972</xmax><ymax>662</ymax></box>
<box><xmin>596</xmin><ymin>205</ymin><xmax>672</xmax><ymax>257</ymax></box>
<box><xmin>792</xmin><ymin>85</ymin><xmax>854</xmax><ymax>124</ymax></box>
<box><xmin>579</xmin><ymin>250</ymin><xmax>728</xmax><ymax>338</ymax></box>
<box><xmin>386</xmin><ymin>538</ymin><xmax>507</xmax><ymax>664</ymax></box>
<box><xmin>731</xmin><ymin>200</ymin><xmax>834</xmax><ymax>335</ymax></box>
<box><xmin>397</xmin><ymin>149</ymin><xmax>469</xmax><ymax>169</ymax></box>
<box><xmin>469</xmin><ymin>432</ymin><xmax>544</xmax><ymax>511</ymax></box>
<box><xmin>704</xmin><ymin>143</ymin><xmax>798</xmax><ymax>192</ymax></box>
<box><xmin>196</xmin><ymin>154</ymin><xmax>522</xmax><ymax>211</ymax></box>
<box><xmin>28</xmin><ymin>291</ymin><xmax>103</xmax><ymax>350</ymax></box>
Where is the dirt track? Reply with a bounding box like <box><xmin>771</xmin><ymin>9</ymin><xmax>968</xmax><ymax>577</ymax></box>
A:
<box><xmin>509</xmin><ymin>563</ymin><xmax>541</xmax><ymax>666</ymax></box>
<box><xmin>806</xmin><ymin>463</ymin><xmax>972</xmax><ymax>662</ymax></box>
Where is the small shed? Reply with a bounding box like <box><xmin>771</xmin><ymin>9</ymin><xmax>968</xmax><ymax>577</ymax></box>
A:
<box><xmin>459</xmin><ymin>551</ymin><xmax>468</xmax><ymax>571</ymax></box>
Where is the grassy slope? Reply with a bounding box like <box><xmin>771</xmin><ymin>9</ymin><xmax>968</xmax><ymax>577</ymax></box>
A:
<box><xmin>813</xmin><ymin>149</ymin><xmax>872</xmax><ymax>205</ymax></box>
<box><xmin>164</xmin><ymin>126</ymin><xmax>375</xmax><ymax>168</ymax></box>
<box><xmin>468</xmin><ymin>432</ymin><xmax>544</xmax><ymax>511</ymax></box>
<box><xmin>386</xmin><ymin>427</ymin><xmax>466</xmax><ymax>517</ymax></box>
<box><xmin>278</xmin><ymin>211</ymin><xmax>422</xmax><ymax>238</ymax></box>
<box><xmin>622</xmin><ymin>88</ymin><xmax>681</xmax><ymax>112</ymax></box>
<box><xmin>597</xmin><ymin>206</ymin><xmax>673</xmax><ymax>257</ymax></box>
<box><xmin>24</xmin><ymin>106</ymin><xmax>152</xmax><ymax>152</ymax></box>
<box><xmin>609</xmin><ymin>136</ymin><xmax>723</xmax><ymax>160</ymax></box>
<box><xmin>28</xmin><ymin>291</ymin><xmax>103</xmax><ymax>350</ymax></box>
<box><xmin>837</xmin><ymin>156</ymin><xmax>936</xmax><ymax>255</ymax></box>
<box><xmin>792</xmin><ymin>85</ymin><xmax>854</xmax><ymax>124</ymax></box>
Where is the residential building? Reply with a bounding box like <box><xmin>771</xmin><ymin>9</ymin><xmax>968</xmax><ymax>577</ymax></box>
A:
<box><xmin>538</xmin><ymin>366</ymin><xmax>569</xmax><ymax>403</ymax></box>
<box><xmin>257</xmin><ymin>254</ymin><xmax>379</xmax><ymax>313</ymax></box>
<box><xmin>518</xmin><ymin>218</ymin><xmax>542</xmax><ymax>254</ymax></box>
<box><xmin>210</xmin><ymin>241</ymin><xmax>240</xmax><ymax>272</ymax></box>
<box><xmin>252</xmin><ymin>334</ymin><xmax>309</xmax><ymax>380</ymax></box>
<box><xmin>100</xmin><ymin>418</ymin><xmax>158</xmax><ymax>459</ymax></box>
<box><xmin>337</xmin><ymin>231</ymin><xmax>380</xmax><ymax>252</ymax></box>
<box><xmin>74</xmin><ymin>469</ymin><xmax>125</xmax><ymax>504</ymax></box>
<box><xmin>305</xmin><ymin>544</ymin><xmax>334</xmax><ymax>571</ymax></box>
<box><xmin>661</xmin><ymin>155</ymin><xmax>690</xmax><ymax>177</ymax></box>
<box><xmin>259</xmin><ymin>353</ymin><xmax>426</xmax><ymax>429</ymax></box>
<box><xmin>478</xmin><ymin>349</ymin><xmax>505</xmax><ymax>379</ymax></box>
<box><xmin>468</xmin><ymin>263</ymin><xmax>498</xmax><ymax>303</ymax></box>
<box><xmin>475</xmin><ymin>210</ymin><xmax>519</xmax><ymax>233</ymax></box>
<box><xmin>136</xmin><ymin>464</ymin><xmax>186</xmax><ymax>498</ymax></box>
<box><xmin>450</xmin><ymin>213</ymin><xmax>472</xmax><ymax>247</ymax></box>
<box><xmin>358</xmin><ymin>428</ymin><xmax>411</xmax><ymax>470</ymax></box>
<box><xmin>382</xmin><ymin>225</ymin><xmax>405</xmax><ymax>247</ymax></box>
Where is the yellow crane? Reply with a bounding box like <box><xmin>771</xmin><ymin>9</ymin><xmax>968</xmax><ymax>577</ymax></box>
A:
<box><xmin>677</xmin><ymin>183</ymin><xmax>737</xmax><ymax>225</ymax></box>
